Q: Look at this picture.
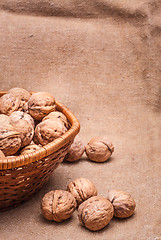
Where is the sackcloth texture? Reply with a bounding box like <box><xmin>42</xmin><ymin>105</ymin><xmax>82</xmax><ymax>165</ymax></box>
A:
<box><xmin>0</xmin><ymin>1</ymin><xmax>161</xmax><ymax>239</ymax></box>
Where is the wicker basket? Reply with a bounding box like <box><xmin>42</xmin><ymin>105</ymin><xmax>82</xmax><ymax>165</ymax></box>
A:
<box><xmin>0</xmin><ymin>91</ymin><xmax>80</xmax><ymax>211</ymax></box>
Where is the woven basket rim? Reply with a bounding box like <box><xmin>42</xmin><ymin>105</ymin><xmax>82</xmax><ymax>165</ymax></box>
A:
<box><xmin>0</xmin><ymin>91</ymin><xmax>80</xmax><ymax>170</ymax></box>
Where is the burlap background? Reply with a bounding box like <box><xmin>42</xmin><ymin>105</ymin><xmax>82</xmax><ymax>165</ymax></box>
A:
<box><xmin>0</xmin><ymin>1</ymin><xmax>161</xmax><ymax>239</ymax></box>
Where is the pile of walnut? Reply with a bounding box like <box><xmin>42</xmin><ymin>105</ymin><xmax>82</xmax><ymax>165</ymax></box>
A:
<box><xmin>0</xmin><ymin>88</ymin><xmax>135</xmax><ymax>232</ymax></box>
<box><xmin>0</xmin><ymin>88</ymin><xmax>70</xmax><ymax>157</ymax></box>
<box><xmin>41</xmin><ymin>177</ymin><xmax>136</xmax><ymax>231</ymax></box>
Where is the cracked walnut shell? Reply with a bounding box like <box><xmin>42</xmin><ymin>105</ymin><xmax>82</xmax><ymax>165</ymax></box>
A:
<box><xmin>41</xmin><ymin>190</ymin><xmax>77</xmax><ymax>222</ymax></box>
<box><xmin>85</xmin><ymin>137</ymin><xmax>114</xmax><ymax>162</ymax></box>
<box><xmin>0</xmin><ymin>93</ymin><xmax>21</xmax><ymax>116</ymax></box>
<box><xmin>108</xmin><ymin>190</ymin><xmax>136</xmax><ymax>218</ymax></box>
<box><xmin>78</xmin><ymin>196</ymin><xmax>114</xmax><ymax>231</ymax></box>
<box><xmin>0</xmin><ymin>123</ymin><xmax>21</xmax><ymax>156</ymax></box>
<box><xmin>28</xmin><ymin>92</ymin><xmax>56</xmax><ymax>120</ymax></box>
<box><xmin>67</xmin><ymin>178</ymin><xmax>97</xmax><ymax>206</ymax></box>
<box><xmin>64</xmin><ymin>135</ymin><xmax>85</xmax><ymax>162</ymax></box>
<box><xmin>8</xmin><ymin>87</ymin><xmax>31</xmax><ymax>112</ymax></box>
<box><xmin>34</xmin><ymin>119</ymin><xmax>67</xmax><ymax>146</ymax></box>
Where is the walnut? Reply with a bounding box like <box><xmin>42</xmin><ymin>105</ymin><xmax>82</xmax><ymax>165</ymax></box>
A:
<box><xmin>28</xmin><ymin>92</ymin><xmax>56</xmax><ymax>120</ymax></box>
<box><xmin>20</xmin><ymin>143</ymin><xmax>41</xmax><ymax>155</ymax></box>
<box><xmin>10</xmin><ymin>112</ymin><xmax>34</xmax><ymax>148</ymax></box>
<box><xmin>0</xmin><ymin>93</ymin><xmax>20</xmax><ymax>115</ymax></box>
<box><xmin>0</xmin><ymin>150</ymin><xmax>5</xmax><ymax>159</ymax></box>
<box><xmin>78</xmin><ymin>196</ymin><xmax>114</xmax><ymax>231</ymax></box>
<box><xmin>67</xmin><ymin>178</ymin><xmax>97</xmax><ymax>206</ymax></box>
<box><xmin>85</xmin><ymin>137</ymin><xmax>114</xmax><ymax>162</ymax></box>
<box><xmin>10</xmin><ymin>111</ymin><xmax>35</xmax><ymax>128</ymax></box>
<box><xmin>0</xmin><ymin>123</ymin><xmax>21</xmax><ymax>156</ymax></box>
<box><xmin>41</xmin><ymin>190</ymin><xmax>77</xmax><ymax>222</ymax></box>
<box><xmin>8</xmin><ymin>87</ymin><xmax>31</xmax><ymax>112</ymax></box>
<box><xmin>0</xmin><ymin>114</ymin><xmax>10</xmax><ymax>125</ymax></box>
<box><xmin>108</xmin><ymin>190</ymin><xmax>136</xmax><ymax>218</ymax></box>
<box><xmin>43</xmin><ymin>111</ymin><xmax>70</xmax><ymax>129</ymax></box>
<box><xmin>64</xmin><ymin>135</ymin><xmax>85</xmax><ymax>162</ymax></box>
<box><xmin>34</xmin><ymin>119</ymin><xmax>67</xmax><ymax>146</ymax></box>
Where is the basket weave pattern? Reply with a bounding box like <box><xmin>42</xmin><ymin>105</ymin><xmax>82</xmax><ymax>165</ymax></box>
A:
<box><xmin>0</xmin><ymin>92</ymin><xmax>80</xmax><ymax>211</ymax></box>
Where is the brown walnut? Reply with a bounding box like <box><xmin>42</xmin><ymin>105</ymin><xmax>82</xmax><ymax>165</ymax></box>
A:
<box><xmin>10</xmin><ymin>112</ymin><xmax>34</xmax><ymax>148</ymax></box>
<box><xmin>10</xmin><ymin>111</ymin><xmax>35</xmax><ymax>128</ymax></box>
<box><xmin>0</xmin><ymin>123</ymin><xmax>21</xmax><ymax>156</ymax></box>
<box><xmin>43</xmin><ymin>111</ymin><xmax>70</xmax><ymax>129</ymax></box>
<box><xmin>64</xmin><ymin>135</ymin><xmax>85</xmax><ymax>162</ymax></box>
<box><xmin>28</xmin><ymin>92</ymin><xmax>56</xmax><ymax>120</ymax></box>
<box><xmin>0</xmin><ymin>93</ymin><xmax>20</xmax><ymax>115</ymax></box>
<box><xmin>78</xmin><ymin>196</ymin><xmax>114</xmax><ymax>231</ymax></box>
<box><xmin>20</xmin><ymin>143</ymin><xmax>41</xmax><ymax>155</ymax></box>
<box><xmin>108</xmin><ymin>190</ymin><xmax>136</xmax><ymax>218</ymax></box>
<box><xmin>41</xmin><ymin>190</ymin><xmax>77</xmax><ymax>222</ymax></box>
<box><xmin>67</xmin><ymin>178</ymin><xmax>97</xmax><ymax>206</ymax></box>
<box><xmin>8</xmin><ymin>87</ymin><xmax>31</xmax><ymax>112</ymax></box>
<box><xmin>85</xmin><ymin>137</ymin><xmax>114</xmax><ymax>162</ymax></box>
<box><xmin>34</xmin><ymin>119</ymin><xmax>67</xmax><ymax>146</ymax></box>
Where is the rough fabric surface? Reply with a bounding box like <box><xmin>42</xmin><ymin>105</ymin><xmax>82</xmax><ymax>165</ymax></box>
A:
<box><xmin>0</xmin><ymin>0</ymin><xmax>161</xmax><ymax>239</ymax></box>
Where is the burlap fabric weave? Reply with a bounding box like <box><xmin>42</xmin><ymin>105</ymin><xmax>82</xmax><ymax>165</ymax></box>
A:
<box><xmin>0</xmin><ymin>1</ymin><xmax>160</xmax><ymax>239</ymax></box>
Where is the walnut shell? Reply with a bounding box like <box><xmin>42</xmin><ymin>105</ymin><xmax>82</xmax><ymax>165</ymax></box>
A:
<box><xmin>41</xmin><ymin>190</ymin><xmax>77</xmax><ymax>222</ymax></box>
<box><xmin>34</xmin><ymin>119</ymin><xmax>67</xmax><ymax>146</ymax></box>
<box><xmin>10</xmin><ymin>111</ymin><xmax>35</xmax><ymax>129</ymax></box>
<box><xmin>10</xmin><ymin>114</ymin><xmax>34</xmax><ymax>148</ymax></box>
<box><xmin>67</xmin><ymin>178</ymin><xmax>97</xmax><ymax>206</ymax></box>
<box><xmin>0</xmin><ymin>93</ymin><xmax>20</xmax><ymax>115</ymax></box>
<box><xmin>108</xmin><ymin>190</ymin><xmax>136</xmax><ymax>218</ymax></box>
<box><xmin>78</xmin><ymin>196</ymin><xmax>114</xmax><ymax>231</ymax></box>
<box><xmin>0</xmin><ymin>150</ymin><xmax>5</xmax><ymax>159</ymax></box>
<box><xmin>64</xmin><ymin>135</ymin><xmax>85</xmax><ymax>162</ymax></box>
<box><xmin>0</xmin><ymin>123</ymin><xmax>21</xmax><ymax>156</ymax></box>
<box><xmin>20</xmin><ymin>143</ymin><xmax>41</xmax><ymax>155</ymax></box>
<box><xmin>28</xmin><ymin>92</ymin><xmax>56</xmax><ymax>120</ymax></box>
<box><xmin>43</xmin><ymin>111</ymin><xmax>70</xmax><ymax>129</ymax></box>
<box><xmin>0</xmin><ymin>114</ymin><xmax>10</xmax><ymax>125</ymax></box>
<box><xmin>8</xmin><ymin>87</ymin><xmax>31</xmax><ymax>112</ymax></box>
<box><xmin>85</xmin><ymin>137</ymin><xmax>114</xmax><ymax>162</ymax></box>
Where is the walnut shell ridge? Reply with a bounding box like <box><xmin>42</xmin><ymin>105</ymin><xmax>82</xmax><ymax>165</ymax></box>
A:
<box><xmin>85</xmin><ymin>137</ymin><xmax>114</xmax><ymax>162</ymax></box>
<box><xmin>8</xmin><ymin>87</ymin><xmax>31</xmax><ymax>112</ymax></box>
<box><xmin>67</xmin><ymin>178</ymin><xmax>97</xmax><ymax>206</ymax></box>
<box><xmin>10</xmin><ymin>113</ymin><xmax>34</xmax><ymax>148</ymax></box>
<box><xmin>43</xmin><ymin>111</ymin><xmax>70</xmax><ymax>129</ymax></box>
<box><xmin>28</xmin><ymin>92</ymin><xmax>56</xmax><ymax>120</ymax></box>
<box><xmin>41</xmin><ymin>190</ymin><xmax>77</xmax><ymax>222</ymax></box>
<box><xmin>108</xmin><ymin>190</ymin><xmax>136</xmax><ymax>218</ymax></box>
<box><xmin>10</xmin><ymin>111</ymin><xmax>35</xmax><ymax>129</ymax></box>
<box><xmin>34</xmin><ymin>119</ymin><xmax>67</xmax><ymax>146</ymax></box>
<box><xmin>0</xmin><ymin>93</ymin><xmax>21</xmax><ymax>116</ymax></box>
<box><xmin>78</xmin><ymin>196</ymin><xmax>114</xmax><ymax>231</ymax></box>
